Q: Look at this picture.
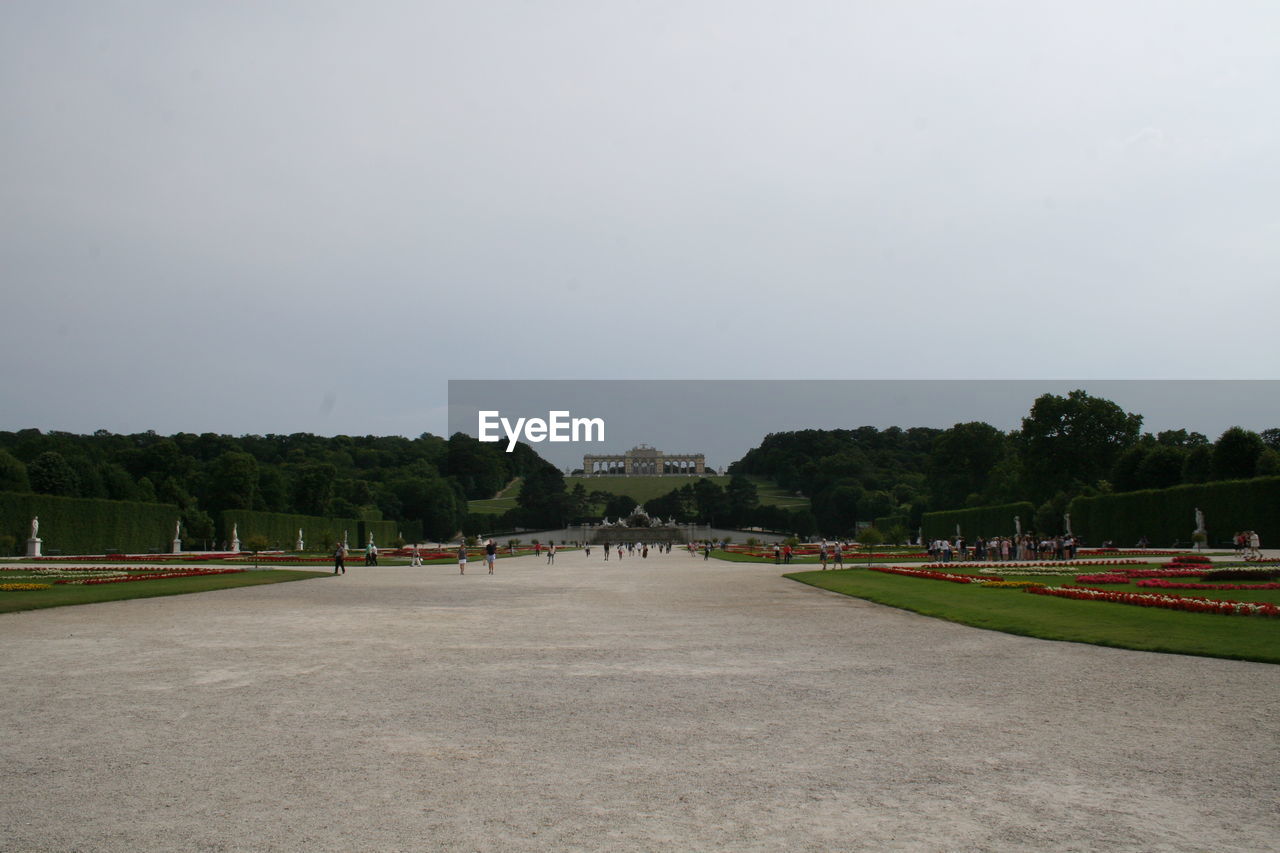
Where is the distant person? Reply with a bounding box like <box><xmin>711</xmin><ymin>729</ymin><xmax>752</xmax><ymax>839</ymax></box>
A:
<box><xmin>333</xmin><ymin>543</ymin><xmax>345</xmax><ymax>575</ymax></box>
<box><xmin>485</xmin><ymin>539</ymin><xmax>497</xmax><ymax>574</ymax></box>
<box><xmin>774</xmin><ymin>543</ymin><xmax>781</xmax><ymax>564</ymax></box>
<box><xmin>833</xmin><ymin>542</ymin><xmax>843</xmax><ymax>569</ymax></box>
<box><xmin>603</xmin><ymin>540</ymin><xmax>610</xmax><ymax>560</ymax></box>
<box><xmin>409</xmin><ymin>546</ymin><xmax>422</xmax><ymax>567</ymax></box>
<box><xmin>819</xmin><ymin>540</ymin><xmax>829</xmax><ymax>570</ymax></box>
<box><xmin>457</xmin><ymin>543</ymin><xmax>468</xmax><ymax>575</ymax></box>
<box><xmin>703</xmin><ymin>541</ymin><xmax>711</xmax><ymax>560</ymax></box>
<box><xmin>547</xmin><ymin>543</ymin><xmax>556</xmax><ymax>564</ymax></box>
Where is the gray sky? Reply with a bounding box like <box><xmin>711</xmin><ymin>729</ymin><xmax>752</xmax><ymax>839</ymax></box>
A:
<box><xmin>3</xmin><ymin>2</ymin><xmax>1278</xmax><ymax>441</ymax></box>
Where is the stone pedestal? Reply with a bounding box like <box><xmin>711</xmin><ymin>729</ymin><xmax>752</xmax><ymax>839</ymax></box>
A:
<box><xmin>230</xmin><ymin>538</ymin><xmax>240</xmax><ymax>553</ymax></box>
<box><xmin>172</xmin><ymin>539</ymin><xmax>182</xmax><ymax>554</ymax></box>
<box><xmin>26</xmin><ymin>538</ymin><xmax>42</xmax><ymax>558</ymax></box>
<box><xmin>296</xmin><ymin>537</ymin><xmax>304</xmax><ymax>551</ymax></box>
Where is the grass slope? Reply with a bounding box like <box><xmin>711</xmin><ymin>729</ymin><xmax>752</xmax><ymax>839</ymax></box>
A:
<box><xmin>0</xmin><ymin>570</ymin><xmax>330</xmax><ymax>614</ymax></box>
<box><xmin>468</xmin><ymin>475</ymin><xmax>810</xmax><ymax>515</ymax></box>
<box><xmin>788</xmin><ymin>568</ymin><xmax>1280</xmax><ymax>664</ymax></box>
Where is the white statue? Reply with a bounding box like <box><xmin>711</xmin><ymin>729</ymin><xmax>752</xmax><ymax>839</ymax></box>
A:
<box><xmin>955</xmin><ymin>523</ymin><xmax>961</xmax><ymax>538</ymax></box>
<box><xmin>1194</xmin><ymin>507</ymin><xmax>1206</xmax><ymax>534</ymax></box>
<box><xmin>30</xmin><ymin>516</ymin><xmax>39</xmax><ymax>540</ymax></box>
<box><xmin>175</xmin><ymin>520</ymin><xmax>182</xmax><ymax>540</ymax></box>
<box><xmin>1014</xmin><ymin>515</ymin><xmax>1022</xmax><ymax>535</ymax></box>
<box><xmin>232</xmin><ymin>523</ymin><xmax>238</xmax><ymax>540</ymax></box>
<box><xmin>1063</xmin><ymin>512</ymin><xmax>1072</xmax><ymax>535</ymax></box>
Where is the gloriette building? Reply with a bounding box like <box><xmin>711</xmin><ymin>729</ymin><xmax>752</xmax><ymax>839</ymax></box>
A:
<box><xmin>583</xmin><ymin>444</ymin><xmax>705</xmax><ymax>476</ymax></box>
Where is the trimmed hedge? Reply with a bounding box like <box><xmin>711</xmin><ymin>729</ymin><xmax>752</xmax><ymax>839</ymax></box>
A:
<box><xmin>219</xmin><ymin>510</ymin><xmax>398</xmax><ymax>551</ymax></box>
<box><xmin>922</xmin><ymin>501</ymin><xmax>1037</xmax><ymax>541</ymax></box>
<box><xmin>1069</xmin><ymin>477</ymin><xmax>1280</xmax><ymax>548</ymax></box>
<box><xmin>0</xmin><ymin>491</ymin><xmax>179</xmax><ymax>555</ymax></box>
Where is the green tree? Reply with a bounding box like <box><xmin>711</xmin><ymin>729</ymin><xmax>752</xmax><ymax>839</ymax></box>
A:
<box><xmin>293</xmin><ymin>463</ymin><xmax>337</xmax><ymax>516</ymax></box>
<box><xmin>1211</xmin><ymin>427</ymin><xmax>1264</xmax><ymax>481</ymax></box>
<box><xmin>927</xmin><ymin>422</ymin><xmax>1007</xmax><ymax>510</ymax></box>
<box><xmin>1019</xmin><ymin>390</ymin><xmax>1143</xmax><ymax>503</ymax></box>
<box><xmin>207</xmin><ymin>451</ymin><xmax>259</xmax><ymax>511</ymax></box>
<box><xmin>28</xmin><ymin>451</ymin><xmax>79</xmax><ymax>496</ymax></box>
<box><xmin>723</xmin><ymin>475</ymin><xmax>759</xmax><ymax>526</ymax></box>
<box><xmin>1182</xmin><ymin>445</ymin><xmax>1213</xmax><ymax>484</ymax></box>
<box><xmin>1134</xmin><ymin>446</ymin><xmax>1186</xmax><ymax>490</ymax></box>
<box><xmin>0</xmin><ymin>449</ymin><xmax>30</xmax><ymax>492</ymax></box>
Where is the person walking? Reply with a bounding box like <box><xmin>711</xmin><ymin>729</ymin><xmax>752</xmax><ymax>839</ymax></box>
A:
<box><xmin>333</xmin><ymin>542</ymin><xmax>345</xmax><ymax>575</ymax></box>
<box><xmin>485</xmin><ymin>538</ymin><xmax>497</xmax><ymax>574</ymax></box>
<box><xmin>547</xmin><ymin>542</ymin><xmax>556</xmax><ymax>564</ymax></box>
<box><xmin>409</xmin><ymin>545</ymin><xmax>422</xmax><ymax>567</ymax></box>
<box><xmin>703</xmin><ymin>541</ymin><xmax>711</xmax><ymax>560</ymax></box>
<box><xmin>457</xmin><ymin>543</ymin><xmax>467</xmax><ymax>575</ymax></box>
<box><xmin>833</xmin><ymin>541</ymin><xmax>843</xmax><ymax>569</ymax></box>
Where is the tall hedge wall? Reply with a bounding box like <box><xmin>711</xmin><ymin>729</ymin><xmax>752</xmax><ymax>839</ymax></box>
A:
<box><xmin>0</xmin><ymin>491</ymin><xmax>179</xmax><ymax>555</ymax></box>
<box><xmin>1068</xmin><ymin>477</ymin><xmax>1280</xmax><ymax>548</ymax></box>
<box><xmin>922</xmin><ymin>501</ymin><xmax>1037</xmax><ymax>541</ymax></box>
<box><xmin>219</xmin><ymin>511</ymin><xmax>398</xmax><ymax>550</ymax></box>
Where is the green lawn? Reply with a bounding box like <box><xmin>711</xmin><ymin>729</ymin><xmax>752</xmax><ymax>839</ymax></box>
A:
<box><xmin>786</xmin><ymin>568</ymin><xmax>1280</xmax><ymax>664</ymax></box>
<box><xmin>0</xmin><ymin>569</ymin><xmax>329</xmax><ymax>614</ymax></box>
<box><xmin>468</xmin><ymin>474</ymin><xmax>809</xmax><ymax>516</ymax></box>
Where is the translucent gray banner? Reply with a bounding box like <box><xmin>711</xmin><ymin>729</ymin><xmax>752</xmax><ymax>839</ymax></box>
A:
<box><xmin>448</xmin><ymin>380</ymin><xmax>1280</xmax><ymax>472</ymax></box>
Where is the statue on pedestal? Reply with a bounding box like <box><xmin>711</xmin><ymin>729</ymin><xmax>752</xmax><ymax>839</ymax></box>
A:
<box><xmin>31</xmin><ymin>516</ymin><xmax>39</xmax><ymax>540</ymax></box>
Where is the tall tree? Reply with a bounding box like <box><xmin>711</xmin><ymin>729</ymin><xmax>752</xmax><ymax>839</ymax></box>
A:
<box><xmin>927</xmin><ymin>422</ymin><xmax>1007</xmax><ymax>510</ymax></box>
<box><xmin>28</xmin><ymin>451</ymin><xmax>79</xmax><ymax>497</ymax></box>
<box><xmin>1018</xmin><ymin>390</ymin><xmax>1142</xmax><ymax>503</ymax></box>
<box><xmin>1211</xmin><ymin>427</ymin><xmax>1264</xmax><ymax>481</ymax></box>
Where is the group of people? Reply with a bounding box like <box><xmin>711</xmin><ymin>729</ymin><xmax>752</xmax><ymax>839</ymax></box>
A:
<box><xmin>600</xmin><ymin>540</ymin><xmax>673</xmax><ymax>560</ymax></box>
<box><xmin>1234</xmin><ymin>530</ymin><xmax>1263</xmax><ymax>560</ymax></box>
<box><xmin>928</xmin><ymin>534</ymin><xmax>1079</xmax><ymax>562</ymax></box>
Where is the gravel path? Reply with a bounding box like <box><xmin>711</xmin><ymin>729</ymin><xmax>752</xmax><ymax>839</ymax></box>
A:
<box><xmin>2</xmin><ymin>551</ymin><xmax>1277</xmax><ymax>851</ymax></box>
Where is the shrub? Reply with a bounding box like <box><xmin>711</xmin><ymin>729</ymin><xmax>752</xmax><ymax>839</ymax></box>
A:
<box><xmin>243</xmin><ymin>534</ymin><xmax>270</xmax><ymax>553</ymax></box>
<box><xmin>1202</xmin><ymin>568</ymin><xmax>1279</xmax><ymax>582</ymax></box>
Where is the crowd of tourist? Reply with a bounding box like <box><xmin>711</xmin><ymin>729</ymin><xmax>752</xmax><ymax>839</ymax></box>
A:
<box><xmin>927</xmin><ymin>534</ymin><xmax>1079</xmax><ymax>562</ymax></box>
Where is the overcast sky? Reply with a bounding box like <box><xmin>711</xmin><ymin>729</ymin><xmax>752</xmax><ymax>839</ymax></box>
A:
<box><xmin>3</xmin><ymin>2</ymin><xmax>1278</xmax><ymax>441</ymax></box>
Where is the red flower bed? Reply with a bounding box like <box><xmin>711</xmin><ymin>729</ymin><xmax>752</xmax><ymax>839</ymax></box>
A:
<box><xmin>1135</xmin><ymin>579</ymin><xmax>1280</xmax><ymax>591</ymax></box>
<box><xmin>1074</xmin><ymin>573</ymin><xmax>1130</xmax><ymax>584</ymax></box>
<box><xmin>56</xmin><ymin>568</ymin><xmax>246</xmax><ymax>586</ymax></box>
<box><xmin>1027</xmin><ymin>585</ymin><xmax>1280</xmax><ymax>618</ymax></box>
<box><xmin>921</xmin><ymin>560</ymin><xmax>1144</xmax><ymax>570</ymax></box>
<box><xmin>1121</xmin><ymin>569</ymin><xmax>1206</xmax><ymax>579</ymax></box>
<box><xmin>870</xmin><ymin>566</ymin><xmax>991</xmax><ymax>584</ymax></box>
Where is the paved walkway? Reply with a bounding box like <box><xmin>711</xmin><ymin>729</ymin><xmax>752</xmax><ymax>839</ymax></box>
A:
<box><xmin>1</xmin><ymin>551</ymin><xmax>1277</xmax><ymax>851</ymax></box>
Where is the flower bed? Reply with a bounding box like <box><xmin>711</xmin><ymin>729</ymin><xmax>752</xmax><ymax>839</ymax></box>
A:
<box><xmin>980</xmin><ymin>580</ymin><xmax>1045</xmax><ymax>590</ymax></box>
<box><xmin>1027</xmin><ymin>585</ymin><xmax>1280</xmax><ymax>618</ymax></box>
<box><xmin>1119</xmin><ymin>569</ymin><xmax>1207</xmax><ymax>579</ymax></box>
<box><xmin>55</xmin><ymin>568</ymin><xmax>246</xmax><ymax>586</ymax></box>
<box><xmin>0</xmin><ymin>583</ymin><xmax>52</xmax><ymax>591</ymax></box>
<box><xmin>870</xmin><ymin>566</ymin><xmax>990</xmax><ymax>584</ymax></box>
<box><xmin>927</xmin><ymin>560</ymin><xmax>1144</xmax><ymax>571</ymax></box>
<box><xmin>1135</xmin><ymin>579</ymin><xmax>1280</xmax><ymax>591</ymax></box>
<box><xmin>1074</xmin><ymin>573</ymin><xmax>1131</xmax><ymax>584</ymax></box>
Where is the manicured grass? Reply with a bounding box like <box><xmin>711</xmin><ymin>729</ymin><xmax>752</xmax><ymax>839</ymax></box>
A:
<box><xmin>787</xmin><ymin>568</ymin><xmax>1280</xmax><ymax>664</ymax></box>
<box><xmin>467</xmin><ymin>475</ymin><xmax>809</xmax><ymax>515</ymax></box>
<box><xmin>0</xmin><ymin>570</ymin><xmax>330</xmax><ymax>614</ymax></box>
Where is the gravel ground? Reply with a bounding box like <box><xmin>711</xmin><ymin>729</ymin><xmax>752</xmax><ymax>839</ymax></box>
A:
<box><xmin>1</xmin><ymin>550</ymin><xmax>1277</xmax><ymax>852</ymax></box>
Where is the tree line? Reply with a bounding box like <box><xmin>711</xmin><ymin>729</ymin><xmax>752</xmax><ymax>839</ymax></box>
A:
<box><xmin>0</xmin><ymin>429</ymin><xmax>555</xmax><ymax>543</ymax></box>
<box><xmin>729</xmin><ymin>390</ymin><xmax>1280</xmax><ymax>539</ymax></box>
